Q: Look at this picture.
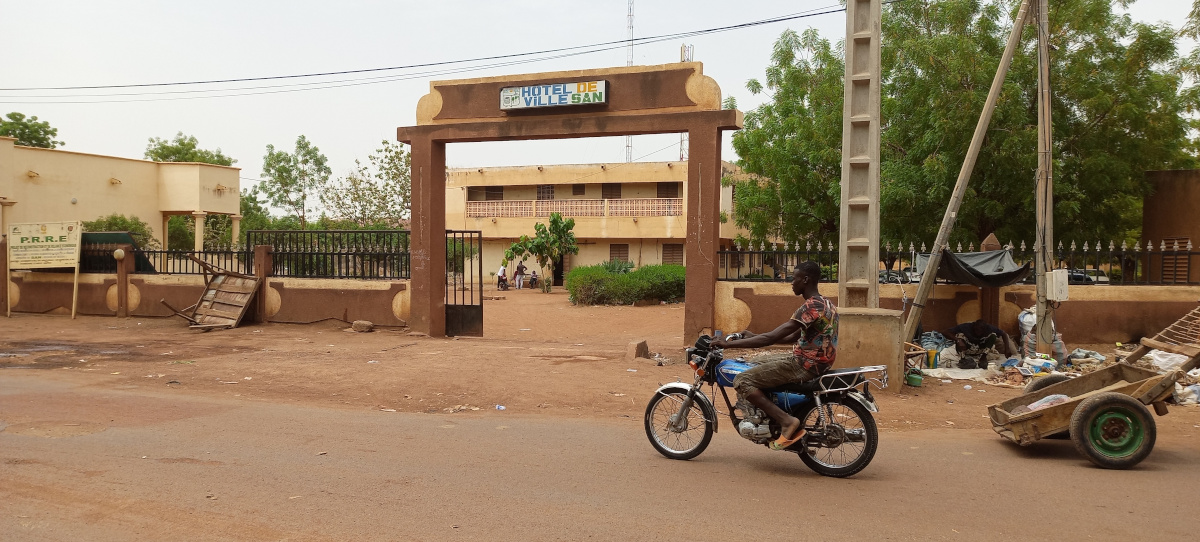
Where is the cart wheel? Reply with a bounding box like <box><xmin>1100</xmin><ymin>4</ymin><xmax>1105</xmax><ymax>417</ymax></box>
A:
<box><xmin>1069</xmin><ymin>392</ymin><xmax>1156</xmax><ymax>469</ymax></box>
<box><xmin>1024</xmin><ymin>373</ymin><xmax>1070</xmax><ymax>394</ymax></box>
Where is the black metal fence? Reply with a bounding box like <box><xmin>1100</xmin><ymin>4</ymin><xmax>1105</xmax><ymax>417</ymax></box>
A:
<box><xmin>245</xmin><ymin>230</ymin><xmax>410</xmax><ymax>279</ymax></box>
<box><xmin>718</xmin><ymin>239</ymin><xmax>1200</xmax><ymax>286</ymax></box>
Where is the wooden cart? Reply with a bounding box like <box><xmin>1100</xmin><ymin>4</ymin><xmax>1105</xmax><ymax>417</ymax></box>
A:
<box><xmin>988</xmin><ymin>305</ymin><xmax>1200</xmax><ymax>469</ymax></box>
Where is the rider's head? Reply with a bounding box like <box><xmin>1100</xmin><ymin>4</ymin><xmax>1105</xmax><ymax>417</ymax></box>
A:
<box><xmin>792</xmin><ymin>261</ymin><xmax>821</xmax><ymax>295</ymax></box>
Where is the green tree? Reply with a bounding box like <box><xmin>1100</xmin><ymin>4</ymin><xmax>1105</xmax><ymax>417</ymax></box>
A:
<box><xmin>728</xmin><ymin>29</ymin><xmax>845</xmax><ymax>246</ymax></box>
<box><xmin>730</xmin><ymin>0</ymin><xmax>1197</xmax><ymax>247</ymax></box>
<box><xmin>0</xmin><ymin>112</ymin><xmax>63</xmax><ymax>148</ymax></box>
<box><xmin>81</xmin><ymin>214</ymin><xmax>159</xmax><ymax>249</ymax></box>
<box><xmin>503</xmin><ymin>213</ymin><xmax>579</xmax><ymax>292</ymax></box>
<box><xmin>144</xmin><ymin>132</ymin><xmax>235</xmax><ymax>166</ymax></box>
<box><xmin>321</xmin><ymin>140</ymin><xmax>411</xmax><ymax>228</ymax></box>
<box><xmin>259</xmin><ymin>135</ymin><xmax>331</xmax><ymax>229</ymax></box>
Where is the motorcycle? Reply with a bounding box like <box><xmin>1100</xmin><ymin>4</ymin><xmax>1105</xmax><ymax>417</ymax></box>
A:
<box><xmin>644</xmin><ymin>333</ymin><xmax>888</xmax><ymax>477</ymax></box>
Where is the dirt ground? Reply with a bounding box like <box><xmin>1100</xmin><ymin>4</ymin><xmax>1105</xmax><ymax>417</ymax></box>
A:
<box><xmin>3</xmin><ymin>285</ymin><xmax>1197</xmax><ymax>436</ymax></box>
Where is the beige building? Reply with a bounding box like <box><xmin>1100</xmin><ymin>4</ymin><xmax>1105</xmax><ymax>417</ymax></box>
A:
<box><xmin>0</xmin><ymin>136</ymin><xmax>241</xmax><ymax>250</ymax></box>
<box><xmin>446</xmin><ymin>160</ymin><xmax>741</xmax><ymax>284</ymax></box>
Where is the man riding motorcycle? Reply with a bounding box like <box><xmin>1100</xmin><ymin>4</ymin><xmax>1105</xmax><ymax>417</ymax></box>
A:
<box><xmin>711</xmin><ymin>261</ymin><xmax>838</xmax><ymax>450</ymax></box>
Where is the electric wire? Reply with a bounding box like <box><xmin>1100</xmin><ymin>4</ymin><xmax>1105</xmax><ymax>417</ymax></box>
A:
<box><xmin>1</xmin><ymin>5</ymin><xmax>847</xmax><ymax>93</ymax></box>
<box><xmin>0</xmin><ymin>2</ymin><xmax>913</xmax><ymax>104</ymax></box>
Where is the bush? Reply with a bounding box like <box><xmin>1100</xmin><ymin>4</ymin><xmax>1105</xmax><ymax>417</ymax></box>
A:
<box><xmin>604</xmin><ymin>273</ymin><xmax>647</xmax><ymax>305</ymax></box>
<box><xmin>82</xmin><ymin>214</ymin><xmax>160</xmax><ymax>249</ymax></box>
<box><xmin>630</xmin><ymin>264</ymin><xmax>686</xmax><ymax>302</ymax></box>
<box><xmin>600</xmin><ymin>259</ymin><xmax>633</xmax><ymax>274</ymax></box>
<box><xmin>566</xmin><ymin>265</ymin><xmax>612</xmax><ymax>305</ymax></box>
<box><xmin>565</xmin><ymin>263</ymin><xmax>686</xmax><ymax>305</ymax></box>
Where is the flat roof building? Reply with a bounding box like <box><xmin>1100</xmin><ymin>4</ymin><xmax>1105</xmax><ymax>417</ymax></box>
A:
<box><xmin>446</xmin><ymin>160</ymin><xmax>743</xmax><ymax>284</ymax></box>
<box><xmin>0</xmin><ymin>136</ymin><xmax>241</xmax><ymax>250</ymax></box>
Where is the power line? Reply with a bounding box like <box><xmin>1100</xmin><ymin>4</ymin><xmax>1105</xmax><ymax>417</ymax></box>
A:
<box><xmin>0</xmin><ymin>4</ymin><xmax>852</xmax><ymax>103</ymax></box>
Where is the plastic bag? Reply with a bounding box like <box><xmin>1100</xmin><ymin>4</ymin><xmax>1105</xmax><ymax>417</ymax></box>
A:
<box><xmin>1174</xmin><ymin>383</ymin><xmax>1200</xmax><ymax>405</ymax></box>
<box><xmin>1022</xmin><ymin>356</ymin><xmax>1057</xmax><ymax>373</ymax></box>
<box><xmin>1067</xmin><ymin>348</ymin><xmax>1106</xmax><ymax>363</ymax></box>
<box><xmin>1149</xmin><ymin>349</ymin><xmax>1189</xmax><ymax>373</ymax></box>
<box><xmin>1028</xmin><ymin>394</ymin><xmax>1070</xmax><ymax>411</ymax></box>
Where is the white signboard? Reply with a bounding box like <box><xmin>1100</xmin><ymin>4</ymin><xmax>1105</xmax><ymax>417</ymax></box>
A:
<box><xmin>8</xmin><ymin>221</ymin><xmax>83</xmax><ymax>269</ymax></box>
<box><xmin>500</xmin><ymin>80</ymin><xmax>608</xmax><ymax>110</ymax></box>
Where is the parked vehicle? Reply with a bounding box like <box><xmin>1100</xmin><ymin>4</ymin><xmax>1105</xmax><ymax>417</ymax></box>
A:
<box><xmin>878</xmin><ymin>270</ymin><xmax>911</xmax><ymax>284</ymax></box>
<box><xmin>1083</xmin><ymin>269</ymin><xmax>1110</xmax><ymax>284</ymax></box>
<box><xmin>1067</xmin><ymin>270</ymin><xmax>1092</xmax><ymax>285</ymax></box>
<box><xmin>644</xmin><ymin>333</ymin><xmax>888</xmax><ymax>477</ymax></box>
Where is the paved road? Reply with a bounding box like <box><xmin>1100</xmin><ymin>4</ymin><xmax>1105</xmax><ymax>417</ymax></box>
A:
<box><xmin>2</xmin><ymin>372</ymin><xmax>1197</xmax><ymax>541</ymax></box>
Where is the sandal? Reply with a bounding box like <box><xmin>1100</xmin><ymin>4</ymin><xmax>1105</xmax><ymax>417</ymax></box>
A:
<box><xmin>769</xmin><ymin>428</ymin><xmax>807</xmax><ymax>450</ymax></box>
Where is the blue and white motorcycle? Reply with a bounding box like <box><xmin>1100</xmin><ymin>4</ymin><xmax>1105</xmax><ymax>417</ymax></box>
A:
<box><xmin>645</xmin><ymin>333</ymin><xmax>888</xmax><ymax>477</ymax></box>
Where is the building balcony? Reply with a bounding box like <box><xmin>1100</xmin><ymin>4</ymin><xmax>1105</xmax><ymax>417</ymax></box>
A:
<box><xmin>466</xmin><ymin>198</ymin><xmax>683</xmax><ymax>219</ymax></box>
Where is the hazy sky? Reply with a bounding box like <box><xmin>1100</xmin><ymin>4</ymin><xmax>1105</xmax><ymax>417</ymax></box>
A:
<box><xmin>0</xmin><ymin>0</ymin><xmax>1191</xmax><ymax>195</ymax></box>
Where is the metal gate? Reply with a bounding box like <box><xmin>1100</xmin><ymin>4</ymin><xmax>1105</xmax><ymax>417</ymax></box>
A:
<box><xmin>445</xmin><ymin>230</ymin><xmax>484</xmax><ymax>336</ymax></box>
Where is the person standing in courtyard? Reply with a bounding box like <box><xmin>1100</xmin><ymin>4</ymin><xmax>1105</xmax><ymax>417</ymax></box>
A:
<box><xmin>514</xmin><ymin>261</ymin><xmax>527</xmax><ymax>290</ymax></box>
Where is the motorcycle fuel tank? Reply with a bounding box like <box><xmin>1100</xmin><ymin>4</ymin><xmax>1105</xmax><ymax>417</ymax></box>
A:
<box><xmin>715</xmin><ymin>359</ymin><xmax>752</xmax><ymax>387</ymax></box>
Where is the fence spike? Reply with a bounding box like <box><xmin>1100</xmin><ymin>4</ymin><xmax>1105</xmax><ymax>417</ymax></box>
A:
<box><xmin>1160</xmin><ymin>240</ymin><xmax>1167</xmax><ymax>251</ymax></box>
<box><xmin>920</xmin><ymin>242</ymin><xmax>927</xmax><ymax>252</ymax></box>
<box><xmin>1109</xmin><ymin>241</ymin><xmax>1115</xmax><ymax>251</ymax></box>
<box><xmin>1082</xmin><ymin>241</ymin><xmax>1089</xmax><ymax>252</ymax></box>
<box><xmin>806</xmin><ymin>241</ymin><xmax>812</xmax><ymax>251</ymax></box>
<box><xmin>884</xmin><ymin>241</ymin><xmax>892</xmax><ymax>251</ymax></box>
<box><xmin>1189</xmin><ymin>240</ymin><xmax>1195</xmax><ymax>251</ymax></box>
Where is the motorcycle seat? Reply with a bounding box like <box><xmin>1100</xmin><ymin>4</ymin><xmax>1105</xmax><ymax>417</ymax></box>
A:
<box><xmin>768</xmin><ymin>367</ymin><xmax>868</xmax><ymax>394</ymax></box>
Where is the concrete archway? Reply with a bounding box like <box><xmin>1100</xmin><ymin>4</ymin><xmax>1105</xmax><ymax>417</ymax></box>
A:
<box><xmin>397</xmin><ymin>62</ymin><xmax>742</xmax><ymax>339</ymax></box>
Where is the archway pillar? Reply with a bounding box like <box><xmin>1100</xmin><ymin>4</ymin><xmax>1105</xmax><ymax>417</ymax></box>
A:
<box><xmin>683</xmin><ymin>126</ymin><xmax>724</xmax><ymax>341</ymax></box>
<box><xmin>408</xmin><ymin>137</ymin><xmax>447</xmax><ymax>336</ymax></box>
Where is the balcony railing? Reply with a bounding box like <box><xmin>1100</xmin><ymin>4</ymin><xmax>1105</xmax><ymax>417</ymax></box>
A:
<box><xmin>466</xmin><ymin>198</ymin><xmax>683</xmax><ymax>218</ymax></box>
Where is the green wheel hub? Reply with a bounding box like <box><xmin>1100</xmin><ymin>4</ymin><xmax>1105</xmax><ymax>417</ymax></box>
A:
<box><xmin>1088</xmin><ymin>408</ymin><xmax>1144</xmax><ymax>458</ymax></box>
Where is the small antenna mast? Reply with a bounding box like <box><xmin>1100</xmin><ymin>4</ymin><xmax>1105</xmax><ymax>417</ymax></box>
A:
<box><xmin>679</xmin><ymin>44</ymin><xmax>694</xmax><ymax>161</ymax></box>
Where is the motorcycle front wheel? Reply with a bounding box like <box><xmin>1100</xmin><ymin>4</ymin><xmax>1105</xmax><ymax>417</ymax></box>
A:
<box><xmin>644</xmin><ymin>388</ymin><xmax>715</xmax><ymax>460</ymax></box>
<box><xmin>795</xmin><ymin>398</ymin><xmax>878</xmax><ymax>478</ymax></box>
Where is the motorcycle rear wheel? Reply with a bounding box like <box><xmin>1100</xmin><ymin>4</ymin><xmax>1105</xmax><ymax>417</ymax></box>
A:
<box><xmin>795</xmin><ymin>398</ymin><xmax>878</xmax><ymax>478</ymax></box>
<box><xmin>644</xmin><ymin>389</ymin><xmax>715</xmax><ymax>460</ymax></box>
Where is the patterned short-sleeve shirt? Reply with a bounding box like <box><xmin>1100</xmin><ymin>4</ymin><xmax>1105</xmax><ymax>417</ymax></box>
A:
<box><xmin>791</xmin><ymin>295</ymin><xmax>838</xmax><ymax>372</ymax></box>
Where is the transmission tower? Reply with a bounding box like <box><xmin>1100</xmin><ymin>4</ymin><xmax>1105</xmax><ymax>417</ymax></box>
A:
<box><xmin>625</xmin><ymin>0</ymin><xmax>634</xmax><ymax>162</ymax></box>
<box><xmin>679</xmin><ymin>44</ymin><xmax>694</xmax><ymax>161</ymax></box>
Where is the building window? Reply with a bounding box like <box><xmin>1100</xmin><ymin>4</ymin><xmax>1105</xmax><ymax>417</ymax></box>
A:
<box><xmin>537</xmin><ymin>185</ymin><xmax>554</xmax><ymax>200</ymax></box>
<box><xmin>657</xmin><ymin>182</ymin><xmax>680</xmax><ymax>199</ymax></box>
<box><xmin>485</xmin><ymin>186</ymin><xmax>504</xmax><ymax>201</ymax></box>
<box><xmin>572</xmin><ymin>184</ymin><xmax>586</xmax><ymax>196</ymax></box>
<box><xmin>602</xmin><ymin>183</ymin><xmax>622</xmax><ymax>200</ymax></box>
<box><xmin>663</xmin><ymin>243</ymin><xmax>684</xmax><ymax>265</ymax></box>
<box><xmin>610</xmin><ymin>243</ymin><xmax>630</xmax><ymax>262</ymax></box>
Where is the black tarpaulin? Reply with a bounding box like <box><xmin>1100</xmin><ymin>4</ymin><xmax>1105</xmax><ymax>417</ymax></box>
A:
<box><xmin>915</xmin><ymin>249</ymin><xmax>1031</xmax><ymax>288</ymax></box>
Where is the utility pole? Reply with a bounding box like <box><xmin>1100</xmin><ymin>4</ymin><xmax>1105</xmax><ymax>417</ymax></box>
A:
<box><xmin>1033</xmin><ymin>0</ymin><xmax>1056</xmax><ymax>353</ymax></box>
<box><xmin>901</xmin><ymin>0</ymin><xmax>1033</xmax><ymax>341</ymax></box>
<box><xmin>625</xmin><ymin>0</ymin><xmax>635</xmax><ymax>163</ymax></box>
